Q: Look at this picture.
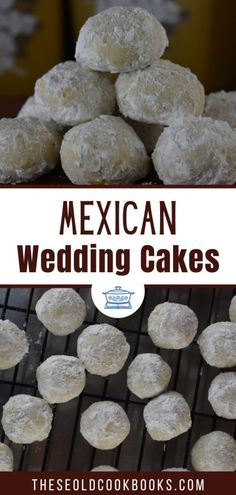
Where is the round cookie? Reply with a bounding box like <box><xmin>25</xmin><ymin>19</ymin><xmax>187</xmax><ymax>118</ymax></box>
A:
<box><xmin>116</xmin><ymin>60</ymin><xmax>205</xmax><ymax>125</ymax></box>
<box><xmin>205</xmin><ymin>91</ymin><xmax>236</xmax><ymax>128</ymax></box>
<box><xmin>208</xmin><ymin>372</ymin><xmax>236</xmax><ymax>419</ymax></box>
<box><xmin>2</xmin><ymin>395</ymin><xmax>53</xmax><ymax>444</ymax></box>
<box><xmin>152</xmin><ymin>116</ymin><xmax>236</xmax><ymax>185</ymax></box>
<box><xmin>147</xmin><ymin>302</ymin><xmax>198</xmax><ymax>350</ymax></box>
<box><xmin>0</xmin><ymin>319</ymin><xmax>28</xmax><ymax>370</ymax></box>
<box><xmin>0</xmin><ymin>443</ymin><xmax>13</xmax><ymax>471</ymax></box>
<box><xmin>229</xmin><ymin>295</ymin><xmax>236</xmax><ymax>323</ymax></box>
<box><xmin>35</xmin><ymin>61</ymin><xmax>116</xmax><ymax>127</ymax></box>
<box><xmin>127</xmin><ymin>353</ymin><xmax>172</xmax><ymax>399</ymax></box>
<box><xmin>91</xmin><ymin>466</ymin><xmax>119</xmax><ymax>472</ymax></box>
<box><xmin>17</xmin><ymin>96</ymin><xmax>63</xmax><ymax>132</ymax></box>
<box><xmin>75</xmin><ymin>6</ymin><xmax>168</xmax><ymax>73</ymax></box>
<box><xmin>77</xmin><ymin>323</ymin><xmax>130</xmax><ymax>377</ymax></box>
<box><xmin>143</xmin><ymin>391</ymin><xmax>192</xmax><ymax>441</ymax></box>
<box><xmin>35</xmin><ymin>288</ymin><xmax>86</xmax><ymax>336</ymax></box>
<box><xmin>60</xmin><ymin>115</ymin><xmax>150</xmax><ymax>185</ymax></box>
<box><xmin>36</xmin><ymin>355</ymin><xmax>86</xmax><ymax>404</ymax></box>
<box><xmin>80</xmin><ymin>401</ymin><xmax>130</xmax><ymax>450</ymax></box>
<box><xmin>126</xmin><ymin>119</ymin><xmax>163</xmax><ymax>154</ymax></box>
<box><xmin>0</xmin><ymin>117</ymin><xmax>61</xmax><ymax>183</ymax></box>
<box><xmin>197</xmin><ymin>322</ymin><xmax>236</xmax><ymax>368</ymax></box>
<box><xmin>191</xmin><ymin>431</ymin><xmax>236</xmax><ymax>471</ymax></box>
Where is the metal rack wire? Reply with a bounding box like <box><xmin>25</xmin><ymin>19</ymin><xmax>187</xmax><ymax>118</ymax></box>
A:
<box><xmin>0</xmin><ymin>287</ymin><xmax>236</xmax><ymax>472</ymax></box>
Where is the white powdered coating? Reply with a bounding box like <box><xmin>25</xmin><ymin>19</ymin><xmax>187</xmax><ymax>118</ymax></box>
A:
<box><xmin>36</xmin><ymin>355</ymin><xmax>86</xmax><ymax>404</ymax></box>
<box><xmin>162</xmin><ymin>468</ymin><xmax>190</xmax><ymax>472</ymax></box>
<box><xmin>147</xmin><ymin>302</ymin><xmax>198</xmax><ymax>350</ymax></box>
<box><xmin>77</xmin><ymin>323</ymin><xmax>130</xmax><ymax>377</ymax></box>
<box><xmin>144</xmin><ymin>391</ymin><xmax>192</xmax><ymax>441</ymax></box>
<box><xmin>75</xmin><ymin>6</ymin><xmax>168</xmax><ymax>73</ymax></box>
<box><xmin>126</xmin><ymin>118</ymin><xmax>164</xmax><ymax>153</ymax></box>
<box><xmin>17</xmin><ymin>96</ymin><xmax>64</xmax><ymax>133</ymax></box>
<box><xmin>2</xmin><ymin>395</ymin><xmax>53</xmax><ymax>444</ymax></box>
<box><xmin>35</xmin><ymin>61</ymin><xmax>116</xmax><ymax>127</ymax></box>
<box><xmin>191</xmin><ymin>431</ymin><xmax>236</xmax><ymax>472</ymax></box>
<box><xmin>35</xmin><ymin>288</ymin><xmax>86</xmax><ymax>336</ymax></box>
<box><xmin>0</xmin><ymin>117</ymin><xmax>61</xmax><ymax>183</ymax></box>
<box><xmin>91</xmin><ymin>466</ymin><xmax>119</xmax><ymax>472</ymax></box>
<box><xmin>0</xmin><ymin>443</ymin><xmax>13</xmax><ymax>472</ymax></box>
<box><xmin>61</xmin><ymin>115</ymin><xmax>150</xmax><ymax>185</ymax></box>
<box><xmin>116</xmin><ymin>60</ymin><xmax>205</xmax><ymax>125</ymax></box>
<box><xmin>208</xmin><ymin>372</ymin><xmax>236</xmax><ymax>419</ymax></box>
<box><xmin>205</xmin><ymin>91</ymin><xmax>236</xmax><ymax>128</ymax></box>
<box><xmin>152</xmin><ymin>116</ymin><xmax>236</xmax><ymax>185</ymax></box>
<box><xmin>0</xmin><ymin>319</ymin><xmax>29</xmax><ymax>370</ymax></box>
<box><xmin>229</xmin><ymin>295</ymin><xmax>236</xmax><ymax>323</ymax></box>
<box><xmin>80</xmin><ymin>401</ymin><xmax>130</xmax><ymax>450</ymax></box>
<box><xmin>197</xmin><ymin>322</ymin><xmax>236</xmax><ymax>368</ymax></box>
<box><xmin>127</xmin><ymin>353</ymin><xmax>172</xmax><ymax>399</ymax></box>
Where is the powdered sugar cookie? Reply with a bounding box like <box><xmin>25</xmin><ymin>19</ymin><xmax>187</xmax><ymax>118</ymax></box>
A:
<box><xmin>127</xmin><ymin>353</ymin><xmax>172</xmax><ymax>399</ymax></box>
<box><xmin>148</xmin><ymin>302</ymin><xmax>198</xmax><ymax>350</ymax></box>
<box><xmin>91</xmin><ymin>466</ymin><xmax>119</xmax><ymax>472</ymax></box>
<box><xmin>152</xmin><ymin>116</ymin><xmax>236</xmax><ymax>184</ymax></box>
<box><xmin>143</xmin><ymin>391</ymin><xmax>192</xmax><ymax>441</ymax></box>
<box><xmin>35</xmin><ymin>61</ymin><xmax>116</xmax><ymax>127</ymax></box>
<box><xmin>0</xmin><ymin>319</ymin><xmax>28</xmax><ymax>370</ymax></box>
<box><xmin>0</xmin><ymin>443</ymin><xmax>13</xmax><ymax>471</ymax></box>
<box><xmin>197</xmin><ymin>322</ymin><xmax>236</xmax><ymax>368</ymax></box>
<box><xmin>35</xmin><ymin>288</ymin><xmax>86</xmax><ymax>336</ymax></box>
<box><xmin>75</xmin><ymin>6</ymin><xmax>168</xmax><ymax>73</ymax></box>
<box><xmin>205</xmin><ymin>91</ymin><xmax>236</xmax><ymax>128</ymax></box>
<box><xmin>61</xmin><ymin>116</ymin><xmax>150</xmax><ymax>184</ymax></box>
<box><xmin>77</xmin><ymin>323</ymin><xmax>130</xmax><ymax>377</ymax></box>
<box><xmin>2</xmin><ymin>395</ymin><xmax>53</xmax><ymax>444</ymax></box>
<box><xmin>229</xmin><ymin>295</ymin><xmax>236</xmax><ymax>323</ymax></box>
<box><xmin>116</xmin><ymin>60</ymin><xmax>204</xmax><ymax>125</ymax></box>
<box><xmin>0</xmin><ymin>117</ymin><xmax>61</xmax><ymax>183</ymax></box>
<box><xmin>191</xmin><ymin>431</ymin><xmax>236</xmax><ymax>471</ymax></box>
<box><xmin>162</xmin><ymin>468</ymin><xmax>190</xmax><ymax>472</ymax></box>
<box><xmin>17</xmin><ymin>96</ymin><xmax>64</xmax><ymax>132</ymax></box>
<box><xmin>36</xmin><ymin>355</ymin><xmax>86</xmax><ymax>404</ymax></box>
<box><xmin>80</xmin><ymin>401</ymin><xmax>130</xmax><ymax>450</ymax></box>
<box><xmin>208</xmin><ymin>372</ymin><xmax>236</xmax><ymax>419</ymax></box>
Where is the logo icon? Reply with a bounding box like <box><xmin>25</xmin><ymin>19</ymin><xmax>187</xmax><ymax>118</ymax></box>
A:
<box><xmin>103</xmin><ymin>286</ymin><xmax>135</xmax><ymax>310</ymax></box>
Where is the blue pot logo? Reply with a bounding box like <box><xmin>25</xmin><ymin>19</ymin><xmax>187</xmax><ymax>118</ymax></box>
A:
<box><xmin>103</xmin><ymin>286</ymin><xmax>135</xmax><ymax>310</ymax></box>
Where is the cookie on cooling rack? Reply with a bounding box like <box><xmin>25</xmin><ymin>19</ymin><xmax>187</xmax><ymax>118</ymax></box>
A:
<box><xmin>35</xmin><ymin>288</ymin><xmax>86</xmax><ymax>336</ymax></box>
<box><xmin>208</xmin><ymin>372</ymin><xmax>236</xmax><ymax>419</ymax></box>
<box><xmin>127</xmin><ymin>353</ymin><xmax>172</xmax><ymax>399</ymax></box>
<box><xmin>191</xmin><ymin>431</ymin><xmax>236</xmax><ymax>471</ymax></box>
<box><xmin>0</xmin><ymin>443</ymin><xmax>13</xmax><ymax>472</ymax></box>
<box><xmin>77</xmin><ymin>323</ymin><xmax>130</xmax><ymax>377</ymax></box>
<box><xmin>143</xmin><ymin>391</ymin><xmax>192</xmax><ymax>441</ymax></box>
<box><xmin>36</xmin><ymin>355</ymin><xmax>86</xmax><ymax>404</ymax></box>
<box><xmin>197</xmin><ymin>322</ymin><xmax>236</xmax><ymax>368</ymax></box>
<box><xmin>147</xmin><ymin>302</ymin><xmax>198</xmax><ymax>350</ymax></box>
<box><xmin>0</xmin><ymin>319</ymin><xmax>29</xmax><ymax>370</ymax></box>
<box><xmin>2</xmin><ymin>395</ymin><xmax>53</xmax><ymax>444</ymax></box>
<box><xmin>80</xmin><ymin>401</ymin><xmax>130</xmax><ymax>450</ymax></box>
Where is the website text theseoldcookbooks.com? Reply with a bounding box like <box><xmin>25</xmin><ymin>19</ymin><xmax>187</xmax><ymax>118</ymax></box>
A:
<box><xmin>32</xmin><ymin>476</ymin><xmax>205</xmax><ymax>493</ymax></box>
<box><xmin>17</xmin><ymin>200</ymin><xmax>220</xmax><ymax>276</ymax></box>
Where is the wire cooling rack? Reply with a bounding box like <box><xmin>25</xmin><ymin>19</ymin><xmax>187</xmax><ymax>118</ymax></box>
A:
<box><xmin>0</xmin><ymin>287</ymin><xmax>236</xmax><ymax>472</ymax></box>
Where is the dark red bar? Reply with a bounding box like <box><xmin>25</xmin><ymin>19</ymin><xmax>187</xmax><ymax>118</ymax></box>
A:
<box><xmin>0</xmin><ymin>472</ymin><xmax>234</xmax><ymax>495</ymax></box>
